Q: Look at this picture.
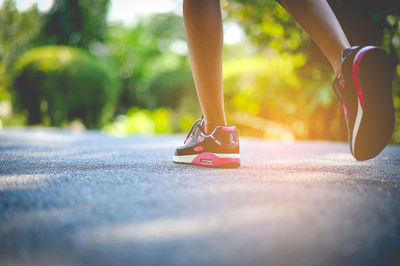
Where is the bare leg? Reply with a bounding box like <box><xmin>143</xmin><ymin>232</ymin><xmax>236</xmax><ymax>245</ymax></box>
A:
<box><xmin>183</xmin><ymin>0</ymin><xmax>226</xmax><ymax>134</ymax></box>
<box><xmin>279</xmin><ymin>0</ymin><xmax>351</xmax><ymax>75</ymax></box>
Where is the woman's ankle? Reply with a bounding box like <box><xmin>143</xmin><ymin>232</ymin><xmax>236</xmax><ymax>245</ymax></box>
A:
<box><xmin>204</xmin><ymin>120</ymin><xmax>226</xmax><ymax>135</ymax></box>
<box><xmin>331</xmin><ymin>44</ymin><xmax>351</xmax><ymax>75</ymax></box>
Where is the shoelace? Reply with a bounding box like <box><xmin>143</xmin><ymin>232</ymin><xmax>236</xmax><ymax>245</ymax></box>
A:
<box><xmin>332</xmin><ymin>74</ymin><xmax>344</xmax><ymax>105</ymax></box>
<box><xmin>184</xmin><ymin>118</ymin><xmax>203</xmax><ymax>144</ymax></box>
<box><xmin>333</xmin><ymin>46</ymin><xmax>360</xmax><ymax>105</ymax></box>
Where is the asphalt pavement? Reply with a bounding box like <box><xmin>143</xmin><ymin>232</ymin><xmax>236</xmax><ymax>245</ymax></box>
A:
<box><xmin>1</xmin><ymin>128</ymin><xmax>400</xmax><ymax>266</ymax></box>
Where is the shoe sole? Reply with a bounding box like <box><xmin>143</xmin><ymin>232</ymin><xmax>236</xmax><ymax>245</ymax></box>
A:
<box><xmin>351</xmin><ymin>46</ymin><xmax>395</xmax><ymax>161</ymax></box>
<box><xmin>173</xmin><ymin>152</ymin><xmax>241</xmax><ymax>168</ymax></box>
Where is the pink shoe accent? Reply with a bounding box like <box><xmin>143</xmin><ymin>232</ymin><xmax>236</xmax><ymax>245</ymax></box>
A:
<box><xmin>342</xmin><ymin>104</ymin><xmax>348</xmax><ymax>120</ymax></box>
<box><xmin>339</xmin><ymin>73</ymin><xmax>345</xmax><ymax>88</ymax></box>
<box><xmin>185</xmin><ymin>136</ymin><xmax>193</xmax><ymax>144</ymax></box>
<box><xmin>194</xmin><ymin>146</ymin><xmax>204</xmax><ymax>152</ymax></box>
<box><xmin>220</xmin><ymin>126</ymin><xmax>235</xmax><ymax>132</ymax></box>
<box><xmin>198</xmin><ymin>136</ymin><xmax>205</xmax><ymax>142</ymax></box>
<box><xmin>192</xmin><ymin>152</ymin><xmax>240</xmax><ymax>167</ymax></box>
<box><xmin>352</xmin><ymin>46</ymin><xmax>375</xmax><ymax>110</ymax></box>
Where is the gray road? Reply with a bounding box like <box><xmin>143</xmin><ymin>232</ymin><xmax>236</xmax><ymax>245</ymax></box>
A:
<box><xmin>0</xmin><ymin>128</ymin><xmax>400</xmax><ymax>266</ymax></box>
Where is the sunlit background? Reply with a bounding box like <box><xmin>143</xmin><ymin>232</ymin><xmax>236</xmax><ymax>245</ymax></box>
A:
<box><xmin>0</xmin><ymin>0</ymin><xmax>399</xmax><ymax>143</ymax></box>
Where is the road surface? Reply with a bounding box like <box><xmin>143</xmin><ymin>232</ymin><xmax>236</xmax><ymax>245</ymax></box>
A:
<box><xmin>1</xmin><ymin>128</ymin><xmax>400</xmax><ymax>266</ymax></box>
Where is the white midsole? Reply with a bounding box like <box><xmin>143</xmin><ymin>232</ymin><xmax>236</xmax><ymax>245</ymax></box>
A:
<box><xmin>352</xmin><ymin>98</ymin><xmax>363</xmax><ymax>154</ymax></box>
<box><xmin>173</xmin><ymin>153</ymin><xmax>240</xmax><ymax>163</ymax></box>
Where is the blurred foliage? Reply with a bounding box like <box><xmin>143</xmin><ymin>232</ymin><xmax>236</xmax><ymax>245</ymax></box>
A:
<box><xmin>13</xmin><ymin>46</ymin><xmax>120</xmax><ymax>128</ymax></box>
<box><xmin>222</xmin><ymin>50</ymin><xmax>344</xmax><ymax>140</ymax></box>
<box><xmin>104</xmin><ymin>108</ymin><xmax>172</xmax><ymax>135</ymax></box>
<box><xmin>0</xmin><ymin>0</ymin><xmax>42</xmax><ymax>100</ymax></box>
<box><xmin>103</xmin><ymin>13</ymin><xmax>199</xmax><ymax>133</ymax></box>
<box><xmin>104</xmin><ymin>106</ymin><xmax>198</xmax><ymax>136</ymax></box>
<box><xmin>223</xmin><ymin>0</ymin><xmax>306</xmax><ymax>52</ymax></box>
<box><xmin>104</xmin><ymin>13</ymin><xmax>198</xmax><ymax>114</ymax></box>
<box><xmin>148</xmin><ymin>68</ymin><xmax>196</xmax><ymax>109</ymax></box>
<box><xmin>38</xmin><ymin>0</ymin><xmax>110</xmax><ymax>49</ymax></box>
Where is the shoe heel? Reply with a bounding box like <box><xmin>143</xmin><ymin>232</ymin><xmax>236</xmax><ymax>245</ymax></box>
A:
<box><xmin>352</xmin><ymin>48</ymin><xmax>395</xmax><ymax>160</ymax></box>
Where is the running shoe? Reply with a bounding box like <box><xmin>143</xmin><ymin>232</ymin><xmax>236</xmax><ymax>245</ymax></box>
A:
<box><xmin>173</xmin><ymin>118</ymin><xmax>240</xmax><ymax>167</ymax></box>
<box><xmin>332</xmin><ymin>46</ymin><xmax>395</xmax><ymax>161</ymax></box>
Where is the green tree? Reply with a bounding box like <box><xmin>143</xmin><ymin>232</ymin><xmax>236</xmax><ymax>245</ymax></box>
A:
<box><xmin>38</xmin><ymin>0</ymin><xmax>110</xmax><ymax>49</ymax></box>
<box><xmin>0</xmin><ymin>0</ymin><xmax>42</xmax><ymax>99</ymax></box>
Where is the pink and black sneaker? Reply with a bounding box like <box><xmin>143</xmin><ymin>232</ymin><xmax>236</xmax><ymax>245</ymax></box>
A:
<box><xmin>333</xmin><ymin>46</ymin><xmax>395</xmax><ymax>161</ymax></box>
<box><xmin>173</xmin><ymin>118</ymin><xmax>240</xmax><ymax>168</ymax></box>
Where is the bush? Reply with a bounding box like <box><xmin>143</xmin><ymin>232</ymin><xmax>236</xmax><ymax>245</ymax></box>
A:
<box><xmin>12</xmin><ymin>45</ymin><xmax>120</xmax><ymax>128</ymax></box>
<box><xmin>147</xmin><ymin>68</ymin><xmax>196</xmax><ymax>109</ymax></box>
<box><xmin>103</xmin><ymin>107</ymin><xmax>198</xmax><ymax>135</ymax></box>
<box><xmin>104</xmin><ymin>107</ymin><xmax>173</xmax><ymax>135</ymax></box>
